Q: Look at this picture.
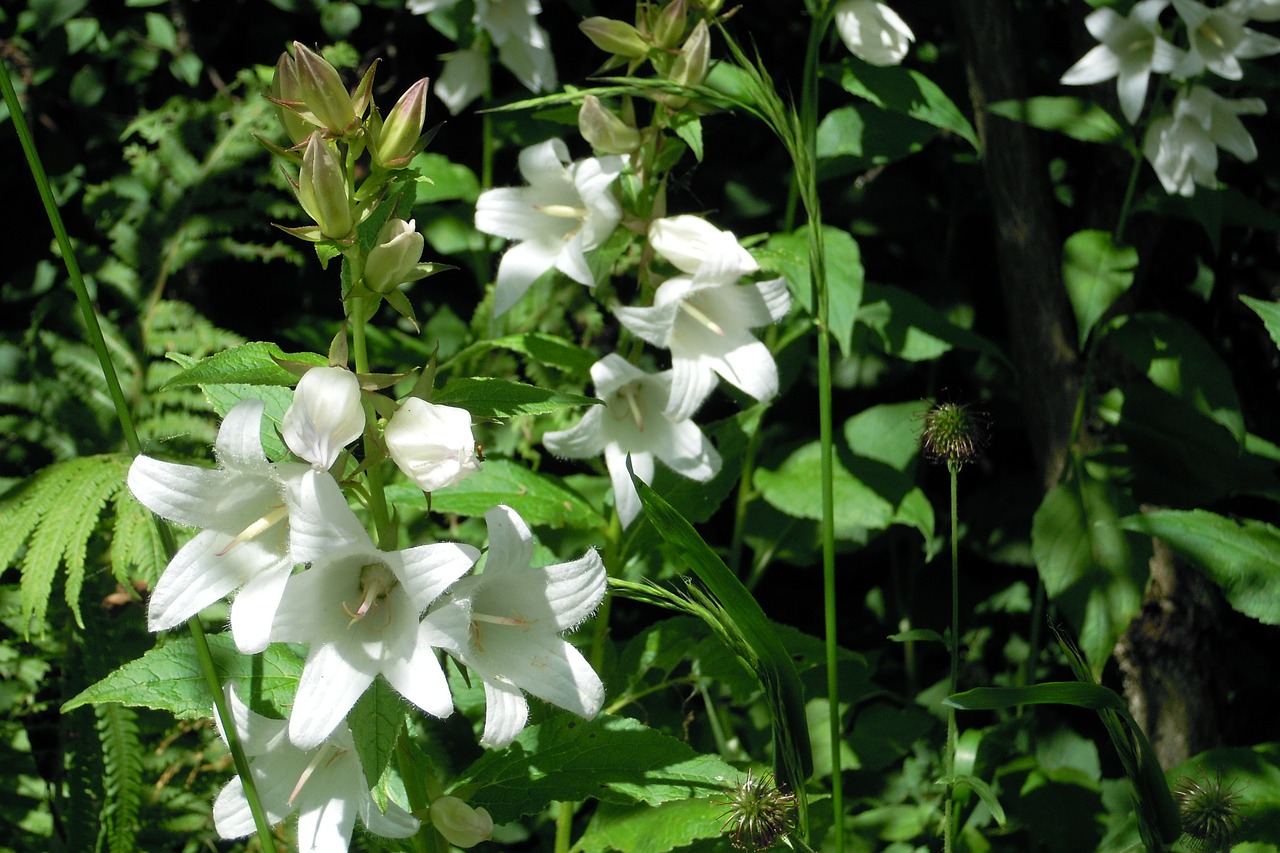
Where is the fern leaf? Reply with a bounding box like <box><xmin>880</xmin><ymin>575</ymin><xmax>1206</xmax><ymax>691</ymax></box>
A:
<box><xmin>110</xmin><ymin>489</ymin><xmax>167</xmax><ymax>588</ymax></box>
<box><xmin>95</xmin><ymin>702</ymin><xmax>144</xmax><ymax>853</ymax></box>
<box><xmin>6</xmin><ymin>455</ymin><xmax>132</xmax><ymax>634</ymax></box>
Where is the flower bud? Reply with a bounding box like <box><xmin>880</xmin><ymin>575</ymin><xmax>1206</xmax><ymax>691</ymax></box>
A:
<box><xmin>651</xmin><ymin>0</ymin><xmax>688</xmax><ymax>50</ymax></box>
<box><xmin>385</xmin><ymin>399</ymin><xmax>481</xmax><ymax>493</ymax></box>
<box><xmin>364</xmin><ymin>218</ymin><xmax>425</xmax><ymax>293</ymax></box>
<box><xmin>429</xmin><ymin>797</ymin><xmax>493</xmax><ymax>849</ymax></box>
<box><xmin>283</xmin><ymin>366</ymin><xmax>366</xmax><ymax>469</ymax></box>
<box><xmin>373</xmin><ymin>77</ymin><xmax>429</xmax><ymax>169</ymax></box>
<box><xmin>270</xmin><ymin>51</ymin><xmax>314</xmax><ymax>146</ymax></box>
<box><xmin>579</xmin><ymin>95</ymin><xmax>642</xmax><ymax>155</ymax></box>
<box><xmin>579</xmin><ymin>16</ymin><xmax>650</xmax><ymax>59</ymax></box>
<box><xmin>298</xmin><ymin>132</ymin><xmax>353</xmax><ymax>239</ymax></box>
<box><xmin>291</xmin><ymin>41</ymin><xmax>358</xmax><ymax>136</ymax></box>
<box><xmin>670</xmin><ymin>20</ymin><xmax>710</xmax><ymax>88</ymax></box>
<box><xmin>833</xmin><ymin>0</ymin><xmax>915</xmax><ymax>67</ymax></box>
<box><xmin>649</xmin><ymin>215</ymin><xmax>758</xmax><ymax>277</ymax></box>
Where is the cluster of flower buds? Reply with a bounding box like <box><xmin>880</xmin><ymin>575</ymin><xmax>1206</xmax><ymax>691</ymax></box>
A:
<box><xmin>580</xmin><ymin>1</ymin><xmax>714</xmax><ymax>103</ymax></box>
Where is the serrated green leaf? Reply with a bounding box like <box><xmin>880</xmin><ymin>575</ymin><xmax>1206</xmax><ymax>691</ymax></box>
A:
<box><xmin>1241</xmin><ymin>294</ymin><xmax>1280</xmax><ymax>353</ymax></box>
<box><xmin>574</xmin><ymin>797</ymin><xmax>730</xmax><ymax>853</ymax></box>
<box><xmin>433</xmin><ymin>377</ymin><xmax>600</xmax><ymax>418</ymax></box>
<box><xmin>1061</xmin><ymin>230</ymin><xmax>1137</xmax><ymax>349</ymax></box>
<box><xmin>840</xmin><ymin>59</ymin><xmax>979</xmax><ymax>150</ymax></box>
<box><xmin>453</xmin><ymin>713</ymin><xmax>737</xmax><ymax>824</ymax></box>
<box><xmin>423</xmin><ymin>459</ymin><xmax>605</xmax><ymax>528</ymax></box>
<box><xmin>62</xmin><ymin>634</ymin><xmax>303</xmax><ymax>719</ymax></box>
<box><xmin>986</xmin><ymin>96</ymin><xmax>1125</xmax><ymax>143</ymax></box>
<box><xmin>162</xmin><ymin>341</ymin><xmax>325</xmax><ymax>389</ymax></box>
<box><xmin>200</xmin><ymin>382</ymin><xmax>295</xmax><ymax>462</ymax></box>
<box><xmin>349</xmin><ymin>677</ymin><xmax>406</xmax><ymax>790</ymax></box>
<box><xmin>444</xmin><ymin>333</ymin><xmax>597</xmax><ymax>376</ymax></box>
<box><xmin>1117</xmin><ymin>509</ymin><xmax>1280</xmax><ymax>625</ymax></box>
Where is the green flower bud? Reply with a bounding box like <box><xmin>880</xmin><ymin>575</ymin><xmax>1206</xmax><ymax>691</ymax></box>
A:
<box><xmin>298</xmin><ymin>132</ymin><xmax>353</xmax><ymax>239</ymax></box>
<box><xmin>670</xmin><ymin>19</ymin><xmax>710</xmax><ymax>88</ymax></box>
<box><xmin>269</xmin><ymin>50</ymin><xmax>313</xmax><ymax>146</ymax></box>
<box><xmin>372</xmin><ymin>77</ymin><xmax>429</xmax><ymax>169</ymax></box>
<box><xmin>430</xmin><ymin>797</ymin><xmax>493</xmax><ymax>849</ymax></box>
<box><xmin>578</xmin><ymin>95</ymin><xmax>642</xmax><ymax>155</ymax></box>
<box><xmin>364</xmin><ymin>218</ymin><xmax>425</xmax><ymax>293</ymax></box>
<box><xmin>292</xmin><ymin>41</ymin><xmax>358</xmax><ymax>137</ymax></box>
<box><xmin>580</xmin><ymin>16</ymin><xmax>650</xmax><ymax>59</ymax></box>
<box><xmin>652</xmin><ymin>0</ymin><xmax>689</xmax><ymax>50</ymax></box>
<box><xmin>920</xmin><ymin>401</ymin><xmax>989</xmax><ymax>467</ymax></box>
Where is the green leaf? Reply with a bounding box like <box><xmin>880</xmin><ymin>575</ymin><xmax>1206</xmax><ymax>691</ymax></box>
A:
<box><xmin>411</xmin><ymin>152</ymin><xmax>481</xmax><ymax>204</ymax></box>
<box><xmin>349</xmin><ymin>678</ymin><xmax>405</xmax><ymax>790</ymax></box>
<box><xmin>946</xmin><ymin>682</ymin><xmax>1128</xmax><ymax>712</ymax></box>
<box><xmin>444</xmin><ymin>332</ymin><xmax>598</xmax><ymax>376</ymax></box>
<box><xmin>986</xmin><ymin>96</ymin><xmax>1125</xmax><ymax>144</ymax></box>
<box><xmin>857</xmin><ymin>283</ymin><xmax>1009</xmax><ymax>364</ymax></box>
<box><xmin>631</xmin><ymin>474</ymin><xmax>813</xmax><ymax>820</ymax></box>
<box><xmin>1117</xmin><ymin>509</ymin><xmax>1280</xmax><ymax>625</ymax></box>
<box><xmin>574</xmin><ymin>797</ymin><xmax>729</xmax><ymax>853</ymax></box>
<box><xmin>453</xmin><ymin>713</ymin><xmax>737</xmax><ymax>824</ymax></box>
<box><xmin>757</xmin><ymin>225</ymin><xmax>863</xmax><ymax>358</ymax></box>
<box><xmin>1241</xmin><ymin>294</ymin><xmax>1280</xmax><ymax>353</ymax></box>
<box><xmin>1109</xmin><ymin>313</ymin><xmax>1244</xmax><ymax>441</ymax></box>
<box><xmin>839</xmin><ymin>59</ymin><xmax>979</xmax><ymax>150</ymax></box>
<box><xmin>419</xmin><ymin>459</ymin><xmax>605</xmax><ymax>529</ymax></box>
<box><xmin>62</xmin><ymin>635</ymin><xmax>303</xmax><ymax>719</ymax></box>
<box><xmin>199</xmin><ymin>381</ymin><xmax>296</xmax><ymax>463</ymax></box>
<box><xmin>816</xmin><ymin>104</ymin><xmax>937</xmax><ymax>176</ymax></box>
<box><xmin>1061</xmin><ymin>230</ymin><xmax>1137</xmax><ymax>349</ymax></box>
<box><xmin>670</xmin><ymin>112</ymin><xmax>703</xmax><ymax>162</ymax></box>
<box><xmin>433</xmin><ymin>377</ymin><xmax>600</xmax><ymax>419</ymax></box>
<box><xmin>953</xmin><ymin>773</ymin><xmax>1007</xmax><ymax>827</ymax></box>
<box><xmin>1030</xmin><ymin>474</ymin><xmax>1149</xmax><ymax>677</ymax></box>
<box><xmin>162</xmin><ymin>341</ymin><xmax>326</xmax><ymax>389</ymax></box>
<box><xmin>755</xmin><ymin>441</ymin><xmax>893</xmax><ymax>533</ymax></box>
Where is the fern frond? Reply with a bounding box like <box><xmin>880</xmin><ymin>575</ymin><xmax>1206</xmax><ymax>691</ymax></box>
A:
<box><xmin>95</xmin><ymin>702</ymin><xmax>144</xmax><ymax>853</ymax></box>
<box><xmin>1</xmin><ymin>454</ymin><xmax>132</xmax><ymax>634</ymax></box>
<box><xmin>110</xmin><ymin>488</ymin><xmax>166</xmax><ymax>588</ymax></box>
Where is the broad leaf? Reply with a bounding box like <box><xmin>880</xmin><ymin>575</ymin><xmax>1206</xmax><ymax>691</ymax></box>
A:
<box><xmin>756</xmin><ymin>225</ymin><xmax>864</xmax><ymax>358</ymax></box>
<box><xmin>433</xmin><ymin>377</ymin><xmax>600</xmax><ymax>418</ymax></box>
<box><xmin>1241</xmin><ymin>294</ymin><xmax>1280</xmax><ymax>353</ymax></box>
<box><xmin>1061</xmin><ymin>230</ymin><xmax>1136</xmax><ymax>349</ymax></box>
<box><xmin>858</xmin><ymin>283</ymin><xmax>1008</xmax><ymax>365</ymax></box>
<box><xmin>162</xmin><ymin>341</ymin><xmax>325</xmax><ymax>390</ymax></box>
<box><xmin>1117</xmin><ymin>509</ymin><xmax>1280</xmax><ymax>625</ymax></box>
<box><xmin>986</xmin><ymin>96</ymin><xmax>1125</xmax><ymax>144</ymax></box>
<box><xmin>839</xmin><ymin>59</ymin><xmax>979</xmax><ymax>150</ymax></box>
<box><xmin>349</xmin><ymin>677</ymin><xmax>406</xmax><ymax>790</ymax></box>
<box><xmin>423</xmin><ymin>459</ymin><xmax>605</xmax><ymax>529</ymax></box>
<box><xmin>575</xmin><ymin>797</ymin><xmax>729</xmax><ymax>853</ymax></box>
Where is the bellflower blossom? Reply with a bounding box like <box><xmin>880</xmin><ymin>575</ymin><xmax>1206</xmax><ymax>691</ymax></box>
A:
<box><xmin>543</xmin><ymin>354</ymin><xmax>721</xmax><ymax>528</ymax></box>
<box><xmin>432</xmin><ymin>505</ymin><xmax>606</xmax><ymax>747</ymax></box>
<box><xmin>282</xmin><ymin>366</ymin><xmax>365</xmax><ymax>470</ymax></box>
<box><xmin>408</xmin><ymin>0</ymin><xmax>557</xmax><ymax>114</ymax></box>
<box><xmin>271</xmin><ymin>470</ymin><xmax>479</xmax><ymax>749</ymax></box>
<box><xmin>384</xmin><ymin>398</ymin><xmax>482</xmax><ymax>492</ymax></box>
<box><xmin>1143</xmin><ymin>84</ymin><xmax>1265</xmax><ymax>196</ymax></box>
<box><xmin>614</xmin><ymin>216</ymin><xmax>791</xmax><ymax>421</ymax></box>
<box><xmin>475</xmin><ymin>138</ymin><xmax>625</xmax><ymax>315</ymax></box>
<box><xmin>1171</xmin><ymin>0</ymin><xmax>1280</xmax><ymax>80</ymax></box>
<box><xmin>127</xmin><ymin>399</ymin><xmax>307</xmax><ymax>654</ymax></box>
<box><xmin>833</xmin><ymin>0</ymin><xmax>915</xmax><ymax>67</ymax></box>
<box><xmin>1059</xmin><ymin>0</ymin><xmax>1182</xmax><ymax>124</ymax></box>
<box><xmin>212</xmin><ymin>685</ymin><xmax>418</xmax><ymax>852</ymax></box>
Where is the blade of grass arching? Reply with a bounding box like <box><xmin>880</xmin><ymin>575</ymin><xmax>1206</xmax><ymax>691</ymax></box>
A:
<box><xmin>0</xmin><ymin>58</ymin><xmax>278</xmax><ymax>853</ymax></box>
<box><xmin>631</xmin><ymin>467</ymin><xmax>813</xmax><ymax>835</ymax></box>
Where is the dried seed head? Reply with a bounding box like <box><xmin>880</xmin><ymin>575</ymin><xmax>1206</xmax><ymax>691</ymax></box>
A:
<box><xmin>921</xmin><ymin>401</ymin><xmax>989</xmax><ymax>466</ymax></box>
<box><xmin>1176</xmin><ymin>771</ymin><xmax>1245</xmax><ymax>852</ymax></box>
<box><xmin>717</xmin><ymin>770</ymin><xmax>796</xmax><ymax>851</ymax></box>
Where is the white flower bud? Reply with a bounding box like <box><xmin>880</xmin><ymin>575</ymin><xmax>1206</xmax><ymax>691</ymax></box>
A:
<box><xmin>364</xmin><ymin>218</ymin><xmax>425</xmax><ymax>293</ymax></box>
<box><xmin>429</xmin><ymin>797</ymin><xmax>493</xmax><ymax>849</ymax></box>
<box><xmin>283</xmin><ymin>366</ymin><xmax>365</xmax><ymax>469</ymax></box>
<box><xmin>834</xmin><ymin>0</ymin><xmax>915</xmax><ymax>67</ymax></box>
<box><xmin>384</xmin><ymin>398</ymin><xmax>481</xmax><ymax>492</ymax></box>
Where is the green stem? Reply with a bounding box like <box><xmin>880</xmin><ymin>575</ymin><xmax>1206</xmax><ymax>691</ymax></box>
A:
<box><xmin>554</xmin><ymin>801</ymin><xmax>574</xmax><ymax>853</ymax></box>
<box><xmin>348</xmin><ymin>296</ymin><xmax>394</xmax><ymax>543</ymax></box>
<box><xmin>944</xmin><ymin>460</ymin><xmax>961</xmax><ymax>853</ymax></box>
<box><xmin>0</xmin><ymin>57</ymin><xmax>279</xmax><ymax>851</ymax></box>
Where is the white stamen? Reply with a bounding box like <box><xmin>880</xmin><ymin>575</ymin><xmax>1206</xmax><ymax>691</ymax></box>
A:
<box><xmin>215</xmin><ymin>504</ymin><xmax>289</xmax><ymax>557</ymax></box>
<box><xmin>679</xmin><ymin>299</ymin><xmax>726</xmax><ymax>336</ymax></box>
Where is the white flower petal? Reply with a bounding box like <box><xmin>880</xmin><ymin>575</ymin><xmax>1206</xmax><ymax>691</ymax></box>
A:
<box><xmin>213</xmin><ymin>399</ymin><xmax>269</xmax><ymax>471</ymax></box>
<box><xmin>147</xmin><ymin>533</ymin><xmax>279</xmax><ymax>632</ymax></box>
<box><xmin>605</xmin><ymin>444</ymin><xmax>650</xmax><ymax>528</ymax></box>
<box><xmin>476</xmin><ymin>628</ymin><xmax>604</xmax><ymax>719</ymax></box>
<box><xmin>228</xmin><ymin>560</ymin><xmax>294</xmax><ymax>654</ymax></box>
<box><xmin>665</xmin><ymin>355</ymin><xmax>719</xmax><ymax>422</ymax></box>
<box><xmin>481</xmin><ymin>505</ymin><xmax>537</xmax><ymax>576</ymax></box>
<box><xmin>361</xmin><ymin>798</ymin><xmax>420</xmax><ymax>840</ymax></box>
<box><xmin>542</xmin><ymin>407</ymin><xmax>607</xmax><ymax>459</ymax></box>
<box><xmin>295</xmin><ymin>789</ymin><xmax>358</xmax><ymax>853</ymax></box>
<box><xmin>479</xmin><ymin>678</ymin><xmax>528</xmax><ymax>748</ymax></box>
<box><xmin>383</xmin><ymin>633</ymin><xmax>455</xmax><ymax>719</ymax></box>
<box><xmin>283</xmin><ymin>367</ymin><xmax>365</xmax><ymax>469</ymax></box>
<box><xmin>289</xmin><ymin>642</ymin><xmax>377</xmax><ymax>750</ymax></box>
<box><xmin>392</xmin><ymin>541</ymin><xmax>479</xmax><ymax>612</ymax></box>
<box><xmin>285</xmin><ymin>469</ymin><xmax>372</xmax><ymax>564</ymax></box>
<box><xmin>652</xmin><ymin>417</ymin><xmax>721</xmax><ymax>484</ymax></box>
<box><xmin>385</xmin><ymin>398</ymin><xmax>482</xmax><ymax>493</ymax></box>
<box><xmin>614</xmin><ymin>300</ymin><xmax>680</xmax><ymax>348</ymax></box>
<box><xmin>493</xmin><ymin>238</ymin><xmax>560</xmax><ymax>315</ymax></box>
<box><xmin>1060</xmin><ymin>44</ymin><xmax>1123</xmax><ymax>85</ymax></box>
<box><xmin>434</xmin><ymin>49</ymin><xmax>489</xmax><ymax>115</ymax></box>
<box><xmin>834</xmin><ymin>0</ymin><xmax>915</xmax><ymax>66</ymax></box>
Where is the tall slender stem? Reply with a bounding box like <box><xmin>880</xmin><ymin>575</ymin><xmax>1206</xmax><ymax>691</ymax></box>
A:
<box><xmin>944</xmin><ymin>460</ymin><xmax>961</xmax><ymax>853</ymax></box>
<box><xmin>0</xmin><ymin>57</ymin><xmax>278</xmax><ymax>851</ymax></box>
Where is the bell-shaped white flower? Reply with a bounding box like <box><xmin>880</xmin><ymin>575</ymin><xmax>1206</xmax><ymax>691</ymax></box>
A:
<box><xmin>282</xmin><ymin>366</ymin><xmax>365</xmax><ymax>470</ymax></box>
<box><xmin>615</xmin><ymin>219</ymin><xmax>791</xmax><ymax>421</ymax></box>
<box><xmin>543</xmin><ymin>354</ymin><xmax>720</xmax><ymax>528</ymax></box>
<box><xmin>429</xmin><ymin>796</ymin><xmax>494</xmax><ymax>848</ymax></box>
<box><xmin>474</xmin><ymin>138</ymin><xmax>624</xmax><ymax>315</ymax></box>
<box><xmin>433</xmin><ymin>48</ymin><xmax>490</xmax><ymax>116</ymax></box>
<box><xmin>271</xmin><ymin>470</ymin><xmax>480</xmax><ymax>749</ymax></box>
<box><xmin>385</xmin><ymin>398</ymin><xmax>482</xmax><ymax>492</ymax></box>
<box><xmin>432</xmin><ymin>505</ymin><xmax>606</xmax><ymax>747</ymax></box>
<box><xmin>833</xmin><ymin>0</ymin><xmax>915</xmax><ymax>67</ymax></box>
<box><xmin>127</xmin><ymin>399</ymin><xmax>307</xmax><ymax>654</ymax></box>
<box><xmin>1172</xmin><ymin>0</ymin><xmax>1280</xmax><ymax>80</ymax></box>
<box><xmin>647</xmin><ymin>215</ymin><xmax>759</xmax><ymax>279</ymax></box>
<box><xmin>1143</xmin><ymin>84</ymin><xmax>1265</xmax><ymax>195</ymax></box>
<box><xmin>1059</xmin><ymin>0</ymin><xmax>1182</xmax><ymax>124</ymax></box>
<box><xmin>213</xmin><ymin>685</ymin><xmax>418</xmax><ymax>852</ymax></box>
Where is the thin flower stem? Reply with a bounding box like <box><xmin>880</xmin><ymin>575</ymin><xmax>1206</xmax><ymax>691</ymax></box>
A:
<box><xmin>589</xmin><ymin>510</ymin><xmax>623</xmax><ymax>673</ymax></box>
<box><xmin>348</xmin><ymin>296</ymin><xmax>394</xmax><ymax>544</ymax></box>
<box><xmin>944</xmin><ymin>460</ymin><xmax>961</xmax><ymax>853</ymax></box>
<box><xmin>554</xmin><ymin>801</ymin><xmax>574</xmax><ymax>853</ymax></box>
<box><xmin>0</xmin><ymin>57</ymin><xmax>279</xmax><ymax>852</ymax></box>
